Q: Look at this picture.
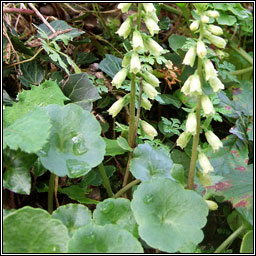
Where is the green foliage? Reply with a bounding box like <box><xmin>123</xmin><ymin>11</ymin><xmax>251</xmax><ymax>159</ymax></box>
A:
<box><xmin>98</xmin><ymin>54</ymin><xmax>122</xmax><ymax>78</ymax></box>
<box><xmin>158</xmin><ymin>117</ymin><xmax>182</xmax><ymax>137</ymax></box>
<box><xmin>240</xmin><ymin>230</ymin><xmax>253</xmax><ymax>253</ymax></box>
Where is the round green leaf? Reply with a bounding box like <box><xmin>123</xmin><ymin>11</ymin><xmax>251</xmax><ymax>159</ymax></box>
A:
<box><xmin>131</xmin><ymin>178</ymin><xmax>209</xmax><ymax>253</ymax></box>
<box><xmin>38</xmin><ymin>104</ymin><xmax>105</xmax><ymax>178</ymax></box>
<box><xmin>3</xmin><ymin>206</ymin><xmax>69</xmax><ymax>253</ymax></box>
<box><xmin>240</xmin><ymin>230</ymin><xmax>253</xmax><ymax>253</ymax></box>
<box><xmin>130</xmin><ymin>143</ymin><xmax>175</xmax><ymax>181</ymax></box>
<box><xmin>52</xmin><ymin>204</ymin><xmax>92</xmax><ymax>237</ymax></box>
<box><xmin>93</xmin><ymin>198</ymin><xmax>138</xmax><ymax>238</ymax></box>
<box><xmin>67</xmin><ymin>223</ymin><xmax>143</xmax><ymax>253</ymax></box>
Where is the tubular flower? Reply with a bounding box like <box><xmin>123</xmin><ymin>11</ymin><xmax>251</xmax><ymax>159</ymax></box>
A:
<box><xmin>190</xmin><ymin>20</ymin><xmax>199</xmax><ymax>31</ymax></box>
<box><xmin>144</xmin><ymin>16</ymin><xmax>160</xmax><ymax>36</ymax></box>
<box><xmin>148</xmin><ymin>11</ymin><xmax>159</xmax><ymax>23</ymax></box>
<box><xmin>201</xmin><ymin>95</ymin><xmax>215</xmax><ymax>116</ymax></box>
<box><xmin>189</xmin><ymin>73</ymin><xmax>202</xmax><ymax>95</ymax></box>
<box><xmin>122</xmin><ymin>54</ymin><xmax>131</xmax><ymax>68</ymax></box>
<box><xmin>142</xmin><ymin>80</ymin><xmax>159</xmax><ymax>100</ymax></box>
<box><xmin>185</xmin><ymin>112</ymin><xmax>197</xmax><ymax>135</ymax></box>
<box><xmin>176</xmin><ymin>132</ymin><xmax>191</xmax><ymax>149</ymax></box>
<box><xmin>205</xmin><ymin>130</ymin><xmax>223</xmax><ymax>152</ymax></box>
<box><xmin>116</xmin><ymin>18</ymin><xmax>132</xmax><ymax>39</ymax></box>
<box><xmin>141</xmin><ymin>96</ymin><xmax>152</xmax><ymax>110</ymax></box>
<box><xmin>205</xmin><ymin>200</ymin><xmax>218</xmax><ymax>211</ymax></box>
<box><xmin>206</xmin><ymin>10</ymin><xmax>219</xmax><ymax>18</ymax></box>
<box><xmin>130</xmin><ymin>52</ymin><xmax>141</xmax><ymax>74</ymax></box>
<box><xmin>183</xmin><ymin>46</ymin><xmax>196</xmax><ymax>67</ymax></box>
<box><xmin>142</xmin><ymin>70</ymin><xmax>160</xmax><ymax>87</ymax></box>
<box><xmin>197</xmin><ymin>41</ymin><xmax>207</xmax><ymax>59</ymax></box>
<box><xmin>207</xmin><ymin>25</ymin><xmax>223</xmax><ymax>36</ymax></box>
<box><xmin>204</xmin><ymin>59</ymin><xmax>218</xmax><ymax>81</ymax></box>
<box><xmin>112</xmin><ymin>68</ymin><xmax>128</xmax><ymax>88</ymax></box>
<box><xmin>145</xmin><ymin>38</ymin><xmax>164</xmax><ymax>56</ymax></box>
<box><xmin>117</xmin><ymin>3</ymin><xmax>132</xmax><ymax>13</ymax></box>
<box><xmin>205</xmin><ymin>33</ymin><xmax>226</xmax><ymax>49</ymax></box>
<box><xmin>142</xmin><ymin>3</ymin><xmax>156</xmax><ymax>13</ymax></box>
<box><xmin>107</xmin><ymin>97</ymin><xmax>125</xmax><ymax>117</ymax></box>
<box><xmin>141</xmin><ymin>120</ymin><xmax>158</xmax><ymax>140</ymax></box>
<box><xmin>201</xmin><ymin>15</ymin><xmax>210</xmax><ymax>23</ymax></box>
<box><xmin>198</xmin><ymin>153</ymin><xmax>214</xmax><ymax>175</ymax></box>
<box><xmin>132</xmin><ymin>31</ymin><xmax>144</xmax><ymax>52</ymax></box>
<box><xmin>208</xmin><ymin>77</ymin><xmax>225</xmax><ymax>92</ymax></box>
<box><xmin>181</xmin><ymin>75</ymin><xmax>193</xmax><ymax>96</ymax></box>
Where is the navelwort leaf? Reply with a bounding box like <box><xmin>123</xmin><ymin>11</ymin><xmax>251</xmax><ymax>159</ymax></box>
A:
<box><xmin>131</xmin><ymin>177</ymin><xmax>209</xmax><ymax>253</ymax></box>
<box><xmin>38</xmin><ymin>104</ymin><xmax>105</xmax><ymax>178</ymax></box>
<box><xmin>3</xmin><ymin>206</ymin><xmax>69</xmax><ymax>253</ymax></box>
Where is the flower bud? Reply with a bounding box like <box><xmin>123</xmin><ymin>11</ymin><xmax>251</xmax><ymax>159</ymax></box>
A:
<box><xmin>176</xmin><ymin>132</ymin><xmax>191</xmax><ymax>149</ymax></box>
<box><xmin>189</xmin><ymin>73</ymin><xmax>202</xmax><ymax>95</ymax></box>
<box><xmin>208</xmin><ymin>77</ymin><xmax>225</xmax><ymax>92</ymax></box>
<box><xmin>204</xmin><ymin>59</ymin><xmax>217</xmax><ymax>81</ymax></box>
<box><xmin>122</xmin><ymin>54</ymin><xmax>131</xmax><ymax>68</ymax></box>
<box><xmin>142</xmin><ymin>70</ymin><xmax>160</xmax><ymax>87</ymax></box>
<box><xmin>108</xmin><ymin>97</ymin><xmax>125</xmax><ymax>117</ymax></box>
<box><xmin>144</xmin><ymin>16</ymin><xmax>160</xmax><ymax>36</ymax></box>
<box><xmin>205</xmin><ymin>200</ymin><xmax>218</xmax><ymax>211</ymax></box>
<box><xmin>205</xmin><ymin>33</ymin><xmax>226</xmax><ymax>49</ymax></box>
<box><xmin>198</xmin><ymin>153</ymin><xmax>214</xmax><ymax>175</ymax></box>
<box><xmin>132</xmin><ymin>31</ymin><xmax>144</xmax><ymax>52</ymax></box>
<box><xmin>148</xmin><ymin>11</ymin><xmax>159</xmax><ymax>23</ymax></box>
<box><xmin>141</xmin><ymin>96</ymin><xmax>152</xmax><ymax>110</ymax></box>
<box><xmin>205</xmin><ymin>130</ymin><xmax>223</xmax><ymax>152</ymax></box>
<box><xmin>130</xmin><ymin>52</ymin><xmax>141</xmax><ymax>74</ymax></box>
<box><xmin>183</xmin><ymin>46</ymin><xmax>196</xmax><ymax>67</ymax></box>
<box><xmin>207</xmin><ymin>24</ymin><xmax>223</xmax><ymax>36</ymax></box>
<box><xmin>201</xmin><ymin>95</ymin><xmax>215</xmax><ymax>116</ymax></box>
<box><xmin>117</xmin><ymin>3</ymin><xmax>132</xmax><ymax>13</ymax></box>
<box><xmin>201</xmin><ymin>15</ymin><xmax>210</xmax><ymax>23</ymax></box>
<box><xmin>206</xmin><ymin>10</ymin><xmax>219</xmax><ymax>19</ymax></box>
<box><xmin>216</xmin><ymin>49</ymin><xmax>229</xmax><ymax>59</ymax></box>
<box><xmin>111</xmin><ymin>68</ymin><xmax>128</xmax><ymax>88</ymax></box>
<box><xmin>141</xmin><ymin>120</ymin><xmax>158</xmax><ymax>140</ymax></box>
<box><xmin>190</xmin><ymin>20</ymin><xmax>199</xmax><ymax>31</ymax></box>
<box><xmin>143</xmin><ymin>3</ymin><xmax>156</xmax><ymax>13</ymax></box>
<box><xmin>116</xmin><ymin>18</ymin><xmax>132</xmax><ymax>39</ymax></box>
<box><xmin>181</xmin><ymin>75</ymin><xmax>193</xmax><ymax>96</ymax></box>
<box><xmin>197</xmin><ymin>41</ymin><xmax>207</xmax><ymax>59</ymax></box>
<box><xmin>145</xmin><ymin>38</ymin><xmax>164</xmax><ymax>56</ymax></box>
<box><xmin>186</xmin><ymin>112</ymin><xmax>197</xmax><ymax>135</ymax></box>
<box><xmin>142</xmin><ymin>80</ymin><xmax>159</xmax><ymax>100</ymax></box>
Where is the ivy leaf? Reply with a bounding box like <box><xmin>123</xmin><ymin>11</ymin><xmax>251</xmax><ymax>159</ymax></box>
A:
<box><xmin>93</xmin><ymin>198</ymin><xmax>139</xmax><ymax>238</ymax></box>
<box><xmin>98</xmin><ymin>54</ymin><xmax>122</xmax><ymax>78</ymax></box>
<box><xmin>130</xmin><ymin>143</ymin><xmax>175</xmax><ymax>182</ymax></box>
<box><xmin>3</xmin><ymin>206</ymin><xmax>69</xmax><ymax>253</ymax></box>
<box><xmin>62</xmin><ymin>72</ymin><xmax>101</xmax><ymax>111</ymax></box>
<box><xmin>38</xmin><ymin>104</ymin><xmax>105</xmax><ymax>178</ymax></box>
<box><xmin>131</xmin><ymin>178</ymin><xmax>209</xmax><ymax>253</ymax></box>
<box><xmin>67</xmin><ymin>223</ymin><xmax>143</xmax><ymax>253</ymax></box>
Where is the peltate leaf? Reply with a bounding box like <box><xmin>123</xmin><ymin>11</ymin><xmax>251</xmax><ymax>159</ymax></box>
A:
<box><xmin>38</xmin><ymin>104</ymin><xmax>105</xmax><ymax>178</ymax></box>
<box><xmin>67</xmin><ymin>223</ymin><xmax>143</xmax><ymax>253</ymax></box>
<box><xmin>3</xmin><ymin>206</ymin><xmax>69</xmax><ymax>253</ymax></box>
<box><xmin>131</xmin><ymin>178</ymin><xmax>209</xmax><ymax>253</ymax></box>
<box><xmin>216</xmin><ymin>12</ymin><xmax>237</xmax><ymax>25</ymax></box>
<box><xmin>62</xmin><ymin>72</ymin><xmax>101</xmax><ymax>111</ymax></box>
<box><xmin>130</xmin><ymin>143</ymin><xmax>175</xmax><ymax>181</ymax></box>
<box><xmin>98</xmin><ymin>54</ymin><xmax>122</xmax><ymax>78</ymax></box>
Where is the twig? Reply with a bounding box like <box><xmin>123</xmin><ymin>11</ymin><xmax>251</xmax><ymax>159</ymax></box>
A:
<box><xmin>3</xmin><ymin>7</ymin><xmax>48</xmax><ymax>18</ymax></box>
<box><xmin>54</xmin><ymin>175</ymin><xmax>59</xmax><ymax>208</ymax></box>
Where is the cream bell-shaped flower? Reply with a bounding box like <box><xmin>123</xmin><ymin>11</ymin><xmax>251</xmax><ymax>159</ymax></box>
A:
<box><xmin>143</xmin><ymin>3</ymin><xmax>156</xmax><ymax>13</ymax></box>
<box><xmin>107</xmin><ymin>97</ymin><xmax>125</xmax><ymax>117</ymax></box>
<box><xmin>117</xmin><ymin>3</ymin><xmax>132</xmax><ymax>13</ymax></box>
<box><xmin>116</xmin><ymin>18</ymin><xmax>132</xmax><ymax>39</ymax></box>
<box><xmin>198</xmin><ymin>153</ymin><xmax>214</xmax><ymax>175</ymax></box>
<box><xmin>204</xmin><ymin>59</ymin><xmax>218</xmax><ymax>81</ymax></box>
<box><xmin>190</xmin><ymin>20</ymin><xmax>199</xmax><ymax>31</ymax></box>
<box><xmin>132</xmin><ymin>31</ymin><xmax>144</xmax><ymax>52</ymax></box>
<box><xmin>186</xmin><ymin>112</ymin><xmax>197</xmax><ymax>135</ymax></box>
<box><xmin>141</xmin><ymin>120</ymin><xmax>158</xmax><ymax>140</ymax></box>
<box><xmin>205</xmin><ymin>130</ymin><xmax>223</xmax><ymax>152</ymax></box>
<box><xmin>201</xmin><ymin>15</ymin><xmax>210</xmax><ymax>23</ymax></box>
<box><xmin>122</xmin><ymin>54</ymin><xmax>131</xmax><ymax>68</ymax></box>
<box><xmin>207</xmin><ymin>25</ymin><xmax>223</xmax><ymax>36</ymax></box>
<box><xmin>183</xmin><ymin>46</ymin><xmax>196</xmax><ymax>67</ymax></box>
<box><xmin>111</xmin><ymin>68</ymin><xmax>128</xmax><ymax>88</ymax></box>
<box><xmin>197</xmin><ymin>41</ymin><xmax>207</xmax><ymax>59</ymax></box>
<box><xmin>181</xmin><ymin>75</ymin><xmax>193</xmax><ymax>96</ymax></box>
<box><xmin>208</xmin><ymin>77</ymin><xmax>225</xmax><ymax>92</ymax></box>
<box><xmin>142</xmin><ymin>70</ymin><xmax>160</xmax><ymax>87</ymax></box>
<box><xmin>145</xmin><ymin>38</ymin><xmax>164</xmax><ymax>56</ymax></box>
<box><xmin>205</xmin><ymin>33</ymin><xmax>226</xmax><ymax>49</ymax></box>
<box><xmin>142</xmin><ymin>80</ymin><xmax>159</xmax><ymax>100</ymax></box>
<box><xmin>141</xmin><ymin>96</ymin><xmax>152</xmax><ymax>110</ymax></box>
<box><xmin>206</xmin><ymin>10</ymin><xmax>219</xmax><ymax>19</ymax></box>
<box><xmin>130</xmin><ymin>52</ymin><xmax>141</xmax><ymax>74</ymax></box>
<box><xmin>205</xmin><ymin>200</ymin><xmax>218</xmax><ymax>211</ymax></box>
<box><xmin>176</xmin><ymin>132</ymin><xmax>191</xmax><ymax>149</ymax></box>
<box><xmin>201</xmin><ymin>95</ymin><xmax>215</xmax><ymax>116</ymax></box>
<box><xmin>144</xmin><ymin>16</ymin><xmax>160</xmax><ymax>36</ymax></box>
<box><xmin>189</xmin><ymin>73</ymin><xmax>202</xmax><ymax>95</ymax></box>
<box><xmin>148</xmin><ymin>11</ymin><xmax>159</xmax><ymax>23</ymax></box>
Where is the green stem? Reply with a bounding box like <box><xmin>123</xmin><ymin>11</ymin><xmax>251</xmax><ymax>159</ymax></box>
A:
<box><xmin>98</xmin><ymin>163</ymin><xmax>114</xmax><ymax>197</ymax></box>
<box><xmin>128</xmin><ymin>73</ymin><xmax>136</xmax><ymax>148</ymax></box>
<box><xmin>113</xmin><ymin>179</ymin><xmax>141</xmax><ymax>198</ymax></box>
<box><xmin>230</xmin><ymin>66</ymin><xmax>253</xmax><ymax>75</ymax></box>
<box><xmin>162</xmin><ymin>4</ymin><xmax>182</xmax><ymax>16</ymax></box>
<box><xmin>48</xmin><ymin>172</ymin><xmax>55</xmax><ymax>213</ymax></box>
<box><xmin>136</xmin><ymin>3</ymin><xmax>143</xmax><ymax>30</ymax></box>
<box><xmin>214</xmin><ymin>225</ymin><xmax>245</xmax><ymax>253</ymax></box>
<box><xmin>229</xmin><ymin>41</ymin><xmax>253</xmax><ymax>65</ymax></box>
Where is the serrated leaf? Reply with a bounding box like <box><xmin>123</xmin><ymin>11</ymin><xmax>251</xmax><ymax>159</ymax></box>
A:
<box><xmin>93</xmin><ymin>198</ymin><xmax>138</xmax><ymax>238</ymax></box>
<box><xmin>131</xmin><ymin>178</ymin><xmax>209</xmax><ymax>253</ymax></box>
<box><xmin>38</xmin><ymin>104</ymin><xmax>105</xmax><ymax>178</ymax></box>
<box><xmin>62</xmin><ymin>72</ymin><xmax>101</xmax><ymax>111</ymax></box>
<box><xmin>130</xmin><ymin>143</ymin><xmax>175</xmax><ymax>182</ymax></box>
<box><xmin>67</xmin><ymin>223</ymin><xmax>143</xmax><ymax>253</ymax></box>
<box><xmin>3</xmin><ymin>206</ymin><xmax>69</xmax><ymax>253</ymax></box>
<box><xmin>52</xmin><ymin>204</ymin><xmax>92</xmax><ymax>237</ymax></box>
<box><xmin>98</xmin><ymin>54</ymin><xmax>122</xmax><ymax>78</ymax></box>
<box><xmin>4</xmin><ymin>108</ymin><xmax>51</xmax><ymax>153</ymax></box>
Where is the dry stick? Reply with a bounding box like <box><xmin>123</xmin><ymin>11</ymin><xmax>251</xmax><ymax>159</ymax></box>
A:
<box><xmin>3</xmin><ymin>7</ymin><xmax>48</xmax><ymax>18</ymax></box>
<box><xmin>28</xmin><ymin>3</ymin><xmax>56</xmax><ymax>33</ymax></box>
<box><xmin>54</xmin><ymin>175</ymin><xmax>60</xmax><ymax>208</ymax></box>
